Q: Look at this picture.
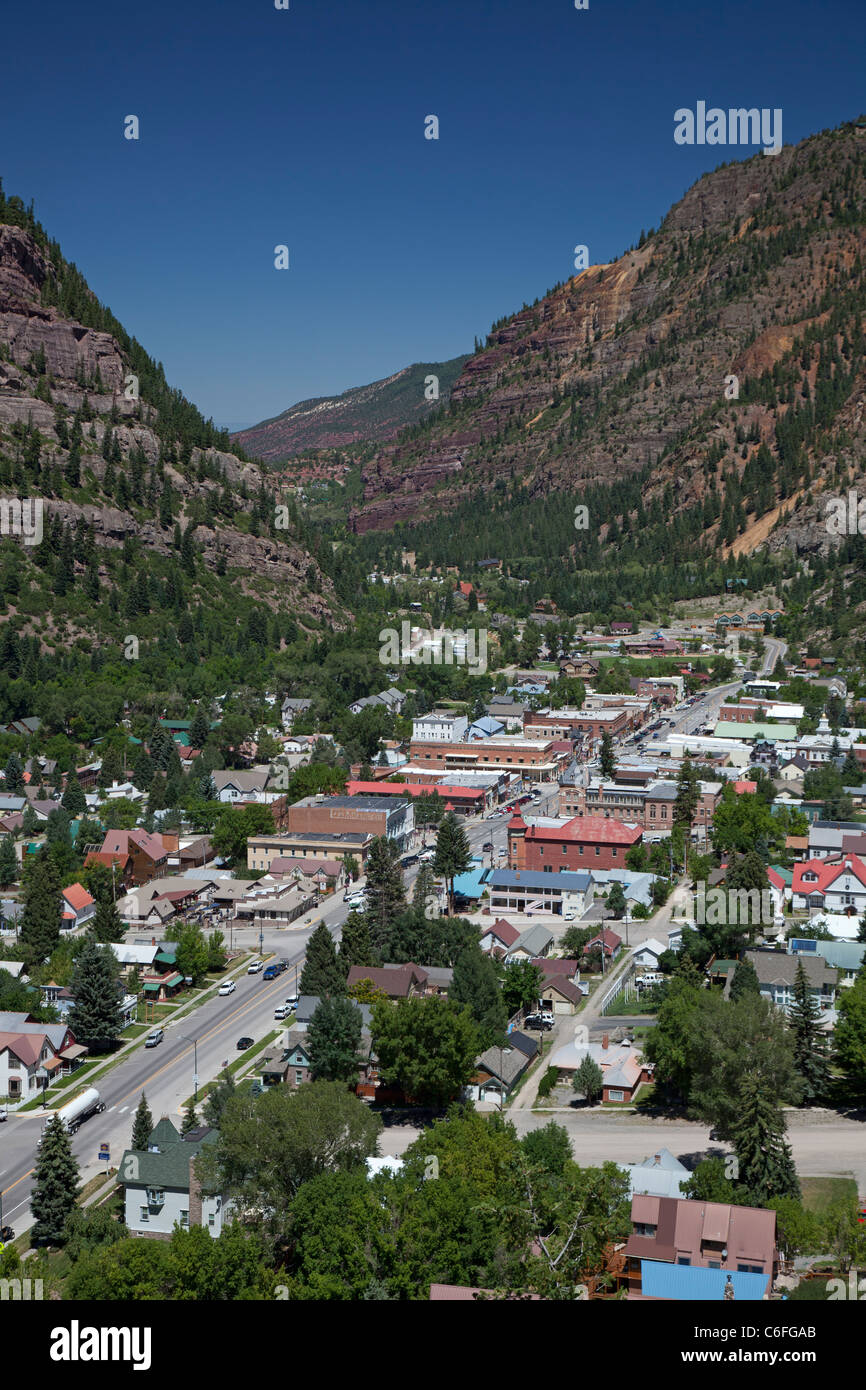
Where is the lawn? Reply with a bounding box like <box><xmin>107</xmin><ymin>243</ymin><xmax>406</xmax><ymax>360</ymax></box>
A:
<box><xmin>180</xmin><ymin>1029</ymin><xmax>283</xmax><ymax>1108</ymax></box>
<box><xmin>800</xmin><ymin>1176</ymin><xmax>858</xmax><ymax>1214</ymax></box>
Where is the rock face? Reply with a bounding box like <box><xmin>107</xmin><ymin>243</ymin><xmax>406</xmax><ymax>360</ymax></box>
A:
<box><xmin>348</xmin><ymin>121</ymin><xmax>866</xmax><ymax>555</ymax></box>
<box><xmin>234</xmin><ymin>356</ymin><xmax>470</xmax><ymax>461</ymax></box>
<box><xmin>0</xmin><ymin>216</ymin><xmax>340</xmax><ymax>626</ymax></box>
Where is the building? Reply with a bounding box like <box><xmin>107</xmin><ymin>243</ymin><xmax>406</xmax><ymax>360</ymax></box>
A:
<box><xmin>464</xmin><ymin>1031</ymin><xmax>540</xmax><ymax>1106</ymax></box>
<box><xmin>283</xmin><ymin>794</ymin><xmax>414</xmax><ymax>851</ymax></box>
<box><xmin>744</xmin><ymin>948</ymin><xmax>837</xmax><ymax>1016</ymax></box>
<box><xmin>503</xmin><ymin>924</ymin><xmax>555</xmax><ymax>963</ymax></box>
<box><xmin>791</xmin><ymin>855</ymin><xmax>866</xmax><ymax>914</ymax></box>
<box><xmin>548</xmin><ymin>1033</ymin><xmax>650</xmax><ymax>1102</ymax></box>
<box><xmin>118</xmin><ymin>1117</ymin><xmax>231</xmax><ymax>1239</ymax></box>
<box><xmin>408</xmin><ymin>736</ymin><xmax>566</xmax><ymax>783</ymax></box>
<box><xmin>620</xmin><ymin>1149</ymin><xmax>689</xmax><ymax>1199</ymax></box>
<box><xmin>345</xmin><ymin>779</ymin><xmax>485</xmax><ymax>816</ymax></box>
<box><xmin>411</xmin><ymin>714</ymin><xmax>468</xmax><ymax>743</ymax></box>
<box><xmin>0</xmin><ymin>1012</ymin><xmax>88</xmax><ymax>1104</ymax></box>
<box><xmin>478</xmin><ymin>918</ymin><xmax>522</xmax><ymax>958</ymax></box>
<box><xmin>508</xmin><ymin>813</ymin><xmax>642</xmax><ymax>873</ymax></box>
<box><xmin>621</xmin><ymin>1195</ymin><xmax>778</xmax><ymax>1299</ymax></box>
<box><xmin>60</xmin><ymin>883</ymin><xmax>97</xmax><ymax>931</ymax></box>
<box><xmin>211</xmin><ymin>767</ymin><xmax>272</xmax><ymax>803</ymax></box>
<box><xmin>487</xmin><ymin>868</ymin><xmax>592</xmax><ymax>917</ymax></box>
<box><xmin>95</xmin><ymin>829</ymin><xmax>168</xmax><ymax>887</ymax></box>
<box><xmin>524</xmin><ymin>707</ymin><xmax>630</xmax><ymax>742</ymax></box>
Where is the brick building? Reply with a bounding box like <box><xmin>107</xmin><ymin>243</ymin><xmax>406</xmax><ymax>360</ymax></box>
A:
<box><xmin>507</xmin><ymin>813</ymin><xmax>642</xmax><ymax>872</ymax></box>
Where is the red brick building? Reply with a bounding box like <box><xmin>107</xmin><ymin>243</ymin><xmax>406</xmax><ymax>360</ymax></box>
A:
<box><xmin>507</xmin><ymin>813</ymin><xmax>642</xmax><ymax>872</ymax></box>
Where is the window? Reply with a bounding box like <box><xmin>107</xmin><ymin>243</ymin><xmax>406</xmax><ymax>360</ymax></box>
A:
<box><xmin>295</xmin><ymin>1071</ymin><xmax>303</xmax><ymax>1085</ymax></box>
<box><xmin>595</xmin><ymin>846</ymin><xmax>600</xmax><ymax>856</ymax></box>
<box><xmin>140</xmin><ymin>1208</ymin><xmax>149</xmax><ymax>1222</ymax></box>
<box><xmin>208</xmin><ymin>1211</ymin><xmax>216</xmax><ymax>1227</ymax></box>
<box><xmin>180</xmin><ymin>1210</ymin><xmax>189</xmax><ymax>1227</ymax></box>
<box><xmin>633</xmin><ymin>1222</ymin><xmax>657</xmax><ymax>1237</ymax></box>
<box><xmin>608</xmin><ymin>1089</ymin><xmax>624</xmax><ymax>1102</ymax></box>
<box><xmin>708</xmin><ymin>1261</ymin><xmax>721</xmax><ymax>1269</ymax></box>
<box><xmin>147</xmin><ymin>1190</ymin><xmax>165</xmax><ymax>1207</ymax></box>
<box><xmin>677</xmin><ymin>1257</ymin><xmax>691</xmax><ymax>1266</ymax></box>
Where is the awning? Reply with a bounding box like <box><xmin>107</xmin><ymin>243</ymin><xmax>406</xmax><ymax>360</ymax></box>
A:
<box><xmin>143</xmin><ymin>982</ymin><xmax>160</xmax><ymax>993</ymax></box>
<box><xmin>159</xmin><ymin>972</ymin><xmax>184</xmax><ymax>987</ymax></box>
<box><xmin>61</xmin><ymin>1043</ymin><xmax>89</xmax><ymax>1060</ymax></box>
<box><xmin>42</xmin><ymin>1056</ymin><xmax>63</xmax><ymax>1073</ymax></box>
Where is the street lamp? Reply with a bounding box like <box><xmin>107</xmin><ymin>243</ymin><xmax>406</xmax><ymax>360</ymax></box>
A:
<box><xmin>181</xmin><ymin>1034</ymin><xmax>199</xmax><ymax>1104</ymax></box>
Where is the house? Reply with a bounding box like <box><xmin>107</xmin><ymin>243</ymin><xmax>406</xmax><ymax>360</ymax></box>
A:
<box><xmin>212</xmin><ymin>767</ymin><xmax>272</xmax><ymax>804</ymax></box>
<box><xmin>83</xmin><ymin>849</ymin><xmax>135</xmax><ymax>891</ymax></box>
<box><xmin>620</xmin><ymin>1148</ymin><xmax>689</xmax><ymax>1199</ymax></box>
<box><xmin>504</xmin><ymin>924</ymin><xmax>555</xmax><ymax>964</ymax></box>
<box><xmin>345</xmin><ymin>963</ymin><xmax>428</xmax><ymax>999</ymax></box>
<box><xmin>467</xmin><ymin>716</ymin><xmax>505</xmax><ymax>741</ymax></box>
<box><xmin>348</xmin><ymin>688</ymin><xmax>406</xmax><ymax>717</ymax></box>
<box><xmin>463</xmin><ymin>1030</ymin><xmax>540</xmax><ymax>1105</ymax></box>
<box><xmin>621</xmin><ymin>1195</ymin><xmax>778</xmax><ymax>1299</ymax></box>
<box><xmin>584</xmin><ymin>929</ymin><xmax>623</xmax><ymax>961</ymax></box>
<box><xmin>266</xmin><ymin>856</ymin><xmax>346</xmax><ymax>892</ymax></box>
<box><xmin>631</xmin><ymin>938</ymin><xmax>666</xmax><ymax>971</ymax></box>
<box><xmin>560</xmin><ymin>657</ymin><xmax>599</xmax><ymax>680</ymax></box>
<box><xmin>97</xmin><ymin>830</ymin><xmax>168</xmax><ymax>887</ymax></box>
<box><xmin>478</xmin><ymin>918</ymin><xmax>521</xmax><ymax>958</ymax></box>
<box><xmin>60</xmin><ymin>883</ymin><xmax>97</xmax><ymax>931</ymax></box>
<box><xmin>547</xmin><ymin>1033</ymin><xmax>650</xmax><ymax>1103</ymax></box>
<box><xmin>281</xmin><ymin>697</ymin><xmax>312</xmax><ymax>729</ymax></box>
<box><xmin>787</xmin><ymin>936</ymin><xmax>865</xmax><ymax>986</ymax></box>
<box><xmin>118</xmin><ymin>1117</ymin><xmax>231</xmax><ymax>1240</ymax></box>
<box><xmin>744</xmin><ymin>948</ymin><xmax>837</xmax><ymax>1016</ymax></box>
<box><xmin>0</xmin><ymin>1012</ymin><xmax>88</xmax><ymax>1105</ymax></box>
<box><xmin>411</xmin><ymin>714</ymin><xmax>468</xmax><ymax>743</ymax></box>
<box><xmin>539</xmin><ymin>973</ymin><xmax>584</xmax><ymax>1015</ymax></box>
<box><xmin>487</xmin><ymin>867</ymin><xmax>592</xmax><ymax>917</ymax></box>
<box><xmin>791</xmin><ymin>855</ymin><xmax>866</xmax><ymax>914</ymax></box>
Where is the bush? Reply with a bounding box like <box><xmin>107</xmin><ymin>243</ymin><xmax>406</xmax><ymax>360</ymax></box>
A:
<box><xmin>536</xmin><ymin>1066</ymin><xmax>558</xmax><ymax>1098</ymax></box>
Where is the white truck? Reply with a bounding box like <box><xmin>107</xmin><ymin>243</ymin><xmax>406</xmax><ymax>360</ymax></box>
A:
<box><xmin>37</xmin><ymin>1087</ymin><xmax>105</xmax><ymax>1143</ymax></box>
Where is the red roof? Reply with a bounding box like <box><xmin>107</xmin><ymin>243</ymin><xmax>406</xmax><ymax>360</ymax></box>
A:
<box><xmin>61</xmin><ymin>883</ymin><xmax>95</xmax><ymax>912</ymax></box>
<box><xmin>484</xmin><ymin>919</ymin><xmax>521</xmax><ymax>947</ymax></box>
<box><xmin>586</xmin><ymin>928</ymin><xmax>623</xmax><ymax>952</ymax></box>
<box><xmin>508</xmin><ymin>813</ymin><xmax>527</xmax><ymax>831</ymax></box>
<box><xmin>792</xmin><ymin>855</ymin><xmax>866</xmax><ymax>898</ymax></box>
<box><xmin>523</xmin><ymin>816</ymin><xmax>642</xmax><ymax>846</ymax></box>
<box><xmin>733</xmin><ymin>780</ymin><xmax>757</xmax><ymax>794</ymax></box>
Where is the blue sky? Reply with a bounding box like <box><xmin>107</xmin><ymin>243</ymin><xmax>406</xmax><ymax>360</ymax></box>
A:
<box><xmin>1</xmin><ymin>0</ymin><xmax>860</xmax><ymax>430</ymax></box>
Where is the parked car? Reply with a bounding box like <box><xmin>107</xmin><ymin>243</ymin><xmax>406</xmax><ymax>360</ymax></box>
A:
<box><xmin>247</xmin><ymin>960</ymin><xmax>263</xmax><ymax>974</ymax></box>
<box><xmin>262</xmin><ymin>965</ymin><xmax>278</xmax><ymax>980</ymax></box>
<box><xmin>218</xmin><ymin>980</ymin><xmax>236</xmax><ymax>995</ymax></box>
<box><xmin>402</xmin><ymin>854</ymin><xmax>419</xmax><ymax>867</ymax></box>
<box><xmin>285</xmin><ymin>993</ymin><xmax>299</xmax><ymax>1008</ymax></box>
<box><xmin>0</xmin><ymin>1224</ymin><xmax>14</xmax><ymax>1244</ymax></box>
<box><xmin>236</xmin><ymin>1036</ymin><xmax>255</xmax><ymax>1050</ymax></box>
<box><xmin>482</xmin><ymin>841</ymin><xmax>494</xmax><ymax>852</ymax></box>
<box><xmin>418</xmin><ymin>850</ymin><xmax>435</xmax><ymax>862</ymax></box>
<box><xmin>274</xmin><ymin>1005</ymin><xmax>290</xmax><ymax>1020</ymax></box>
<box><xmin>524</xmin><ymin>1013</ymin><xmax>555</xmax><ymax>1031</ymax></box>
<box><xmin>144</xmin><ymin>1028</ymin><xmax>164</xmax><ymax>1048</ymax></box>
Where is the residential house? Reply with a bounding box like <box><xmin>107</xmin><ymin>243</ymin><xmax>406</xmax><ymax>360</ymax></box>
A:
<box><xmin>97</xmin><ymin>829</ymin><xmax>168</xmax><ymax>887</ymax></box>
<box><xmin>60</xmin><ymin>883</ymin><xmax>97</xmax><ymax>931</ymax></box>
<box><xmin>744</xmin><ymin>948</ymin><xmax>837</xmax><ymax>1017</ymax></box>
<box><xmin>631</xmin><ymin>938</ymin><xmax>667</xmax><ymax>971</ymax></box>
<box><xmin>621</xmin><ymin>1195</ymin><xmax>778</xmax><ymax>1300</ymax></box>
<box><xmin>478</xmin><ymin>918</ymin><xmax>521</xmax><ymax>958</ymax></box>
<box><xmin>345</xmin><ymin>963</ymin><xmax>429</xmax><ymax>999</ymax></box>
<box><xmin>787</xmin><ymin>936</ymin><xmax>865</xmax><ymax>987</ymax></box>
<box><xmin>504</xmin><ymin>924</ymin><xmax>555</xmax><ymax>964</ymax></box>
<box><xmin>584</xmin><ymin>929</ymin><xmax>623</xmax><ymax>962</ymax></box>
<box><xmin>487</xmin><ymin>867</ymin><xmax>592</xmax><ymax>917</ymax></box>
<box><xmin>212</xmin><ymin>767</ymin><xmax>272</xmax><ymax>804</ymax></box>
<box><xmin>792</xmin><ymin>855</ymin><xmax>866</xmax><ymax>914</ymax></box>
<box><xmin>548</xmin><ymin>1033</ymin><xmax>651</xmax><ymax>1103</ymax></box>
<box><xmin>281</xmin><ymin>697</ymin><xmax>312</xmax><ymax>730</ymax></box>
<box><xmin>0</xmin><ymin>1012</ymin><xmax>88</xmax><ymax>1105</ymax></box>
<box><xmin>463</xmin><ymin>1030</ymin><xmax>540</xmax><ymax>1105</ymax></box>
<box><xmin>119</xmin><ymin>1117</ymin><xmax>231</xmax><ymax>1240</ymax></box>
<box><xmin>620</xmin><ymin>1149</ymin><xmax>689</xmax><ymax>1200</ymax></box>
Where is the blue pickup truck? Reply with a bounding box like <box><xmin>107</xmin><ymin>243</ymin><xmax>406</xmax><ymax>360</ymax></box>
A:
<box><xmin>263</xmin><ymin>964</ymin><xmax>279</xmax><ymax>980</ymax></box>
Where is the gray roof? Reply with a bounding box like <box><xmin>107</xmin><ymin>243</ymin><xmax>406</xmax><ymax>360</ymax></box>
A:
<box><xmin>476</xmin><ymin>1036</ymin><xmax>536</xmax><ymax>1087</ymax></box>
<box><xmin>489</xmin><ymin>869</ymin><xmax>592</xmax><ymax>892</ymax></box>
<box><xmin>746</xmin><ymin>949</ymin><xmax>837</xmax><ymax>989</ymax></box>
<box><xmin>509</xmin><ymin>924</ymin><xmax>555</xmax><ymax>956</ymax></box>
<box><xmin>792</xmin><ymin>940</ymin><xmax>865</xmax><ymax>972</ymax></box>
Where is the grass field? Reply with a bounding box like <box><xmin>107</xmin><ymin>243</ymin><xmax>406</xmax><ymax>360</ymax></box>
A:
<box><xmin>800</xmin><ymin>1176</ymin><xmax>858</xmax><ymax>1213</ymax></box>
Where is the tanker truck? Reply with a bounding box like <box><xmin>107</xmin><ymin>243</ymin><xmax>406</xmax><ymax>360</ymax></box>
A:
<box><xmin>37</xmin><ymin>1087</ymin><xmax>105</xmax><ymax>1143</ymax></box>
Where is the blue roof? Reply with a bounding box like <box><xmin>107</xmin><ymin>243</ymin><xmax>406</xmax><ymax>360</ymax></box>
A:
<box><xmin>454</xmin><ymin>863</ymin><xmax>490</xmax><ymax>897</ymax></box>
<box><xmin>639</xmin><ymin>1260</ymin><xmax>769</xmax><ymax>1301</ymax></box>
<box><xmin>488</xmin><ymin>869</ymin><xmax>592</xmax><ymax>892</ymax></box>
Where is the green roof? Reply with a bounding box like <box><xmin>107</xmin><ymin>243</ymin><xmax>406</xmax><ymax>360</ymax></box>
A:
<box><xmin>154</xmin><ymin>950</ymin><xmax>177</xmax><ymax>966</ymax></box>
<box><xmin>143</xmin><ymin>981</ymin><xmax>160</xmax><ymax>992</ymax></box>
<box><xmin>118</xmin><ymin>1125</ymin><xmax>217</xmax><ymax>1190</ymax></box>
<box><xmin>770</xmin><ymin>865</ymin><xmax>793</xmax><ymax>885</ymax></box>
<box><xmin>713</xmin><ymin>720</ymin><xmax>798</xmax><ymax>741</ymax></box>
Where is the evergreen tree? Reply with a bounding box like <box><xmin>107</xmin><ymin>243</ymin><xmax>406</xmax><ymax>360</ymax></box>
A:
<box><xmin>189</xmin><ymin>704</ymin><xmax>210</xmax><ymax>750</ymax></box>
<box><xmin>729</xmin><ymin>957</ymin><xmax>761</xmax><ymax>1001</ymax></box>
<box><xmin>202</xmin><ymin>1069</ymin><xmax>236</xmax><ymax>1129</ymax></box>
<box><xmin>573</xmin><ymin>1055</ymin><xmax>604</xmax><ymax>1104</ymax></box>
<box><xmin>0</xmin><ymin>835</ymin><xmax>18</xmax><ymax>887</ymax></box>
<box><xmin>67</xmin><ymin>940</ymin><xmax>124</xmax><ymax>1051</ymax></box>
<box><xmin>60</xmin><ymin>775</ymin><xmax>87</xmax><ymax>816</ymax></box>
<box><xmin>306</xmin><ymin>995</ymin><xmax>363</xmax><ymax>1083</ymax></box>
<box><xmin>90</xmin><ymin>895</ymin><xmax>125</xmax><ymax>944</ymax></box>
<box><xmin>181</xmin><ymin>1096</ymin><xmax>199</xmax><ymax>1135</ymax></box>
<box><xmin>4</xmin><ymin>752</ymin><xmax>25</xmax><ymax>793</ymax></box>
<box><xmin>31</xmin><ymin>1114</ymin><xmax>80</xmax><ymax>1245</ymax></box>
<box><xmin>787</xmin><ymin>959</ymin><xmax>832</xmax><ymax>1105</ymax></box>
<box><xmin>599</xmin><ymin>729</ymin><xmax>616</xmax><ymax>780</ymax></box>
<box><xmin>131</xmin><ymin>1093</ymin><xmax>153</xmax><ymax>1151</ymax></box>
<box><xmin>730</xmin><ymin>1074</ymin><xmax>801</xmax><ymax>1205</ymax></box>
<box><xmin>19</xmin><ymin>849</ymin><xmax>62</xmax><ymax>973</ymax></box>
<box><xmin>673</xmin><ymin>758</ymin><xmax>700</xmax><ymax>830</ymax></box>
<box><xmin>432</xmin><ymin>812</ymin><xmax>472</xmax><ymax>915</ymax></box>
<box><xmin>363</xmin><ymin>836</ymin><xmax>405</xmax><ymax>952</ymax></box>
<box><xmin>833</xmin><ymin>969</ymin><xmax>866</xmax><ymax>1101</ymax></box>
<box><xmin>338</xmin><ymin>910</ymin><xmax>376</xmax><ymax>970</ymax></box>
<box><xmin>412</xmin><ymin>863</ymin><xmax>437</xmax><ymax>917</ymax></box>
<box><xmin>449</xmin><ymin>946</ymin><xmax>508</xmax><ymax>1047</ymax></box>
<box><xmin>299</xmin><ymin>921</ymin><xmax>345</xmax><ymax>997</ymax></box>
<box><xmin>606</xmin><ymin>881</ymin><xmax>627</xmax><ymax>920</ymax></box>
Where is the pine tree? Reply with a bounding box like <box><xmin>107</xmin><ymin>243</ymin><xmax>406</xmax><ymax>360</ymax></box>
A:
<box><xmin>363</xmin><ymin>836</ymin><xmax>406</xmax><ymax>951</ymax></box>
<box><xmin>729</xmin><ymin>957</ymin><xmax>761</xmax><ymax>1000</ymax></box>
<box><xmin>573</xmin><ymin>1054</ymin><xmax>604</xmax><ymax>1104</ymax></box>
<box><xmin>306</xmin><ymin>995</ymin><xmax>363</xmax><ymax>1082</ymax></box>
<box><xmin>31</xmin><ymin>1114</ymin><xmax>80</xmax><ymax>1245</ymax></box>
<box><xmin>432</xmin><ymin>812</ymin><xmax>472</xmax><ymax>915</ymax></box>
<box><xmin>19</xmin><ymin>849</ymin><xmax>62</xmax><ymax>973</ymax></box>
<box><xmin>730</xmin><ymin>1074</ymin><xmax>801</xmax><ymax>1205</ymax></box>
<box><xmin>181</xmin><ymin>1096</ymin><xmax>199</xmax><ymax>1135</ymax></box>
<box><xmin>298</xmin><ymin>921</ymin><xmax>345</xmax><ymax>997</ymax></box>
<box><xmin>60</xmin><ymin>775</ymin><xmax>86</xmax><ymax>816</ymax></box>
<box><xmin>203</xmin><ymin>1069</ymin><xmax>236</xmax><ymax>1129</ymax></box>
<box><xmin>67</xmin><ymin>940</ymin><xmax>124</xmax><ymax>1051</ymax></box>
<box><xmin>189</xmin><ymin>704</ymin><xmax>210</xmax><ymax>750</ymax></box>
<box><xmin>90</xmin><ymin>895</ymin><xmax>125</xmax><ymax>943</ymax></box>
<box><xmin>449</xmin><ymin>946</ymin><xmax>508</xmax><ymax>1047</ymax></box>
<box><xmin>599</xmin><ymin>730</ymin><xmax>616</xmax><ymax>780</ymax></box>
<box><xmin>131</xmin><ymin>1093</ymin><xmax>153</xmax><ymax>1150</ymax></box>
<box><xmin>787</xmin><ymin>960</ymin><xmax>832</xmax><ymax>1104</ymax></box>
<box><xmin>412</xmin><ymin>863</ymin><xmax>437</xmax><ymax>917</ymax></box>
<box><xmin>0</xmin><ymin>835</ymin><xmax>18</xmax><ymax>887</ymax></box>
<box><xmin>338</xmin><ymin>910</ymin><xmax>376</xmax><ymax>970</ymax></box>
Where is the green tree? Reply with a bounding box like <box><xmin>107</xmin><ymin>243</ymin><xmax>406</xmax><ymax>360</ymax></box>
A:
<box><xmin>573</xmin><ymin>1055</ymin><xmax>604</xmax><ymax>1104</ymax></box>
<box><xmin>63</xmin><ymin>1203</ymin><xmax>128</xmax><ymax>1262</ymax></box>
<box><xmin>521</xmin><ymin>1121</ymin><xmax>572</xmax><ymax>1175</ymax></box>
<box><xmin>729</xmin><ymin>1074</ymin><xmax>800</xmax><ymax>1205</ymax></box>
<box><xmin>687</xmin><ymin>992</ymin><xmax>802</xmax><ymax>1139</ymax></box>
<box><xmin>19</xmin><ymin>849</ymin><xmax>62</xmax><ymax>973</ymax></box>
<box><xmin>60</xmin><ymin>775</ymin><xmax>87</xmax><ymax>817</ymax></box>
<box><xmin>673</xmin><ymin>758</ymin><xmax>700</xmax><ymax>831</ymax></box>
<box><xmin>299</xmin><ymin>921</ymin><xmax>345</xmax><ymax>997</ymax></box>
<box><xmin>834</xmin><ymin>970</ymin><xmax>866</xmax><ymax>1100</ymax></box>
<box><xmin>643</xmin><ymin>974</ymin><xmax>704</xmax><ymax>1102</ymax></box>
<box><xmin>131</xmin><ymin>1092</ymin><xmax>153</xmax><ymax>1150</ymax></box>
<box><xmin>172</xmin><ymin>922</ymin><xmax>209</xmax><ymax>985</ymax></box>
<box><xmin>787</xmin><ymin>959</ymin><xmax>832</xmax><ymax>1104</ymax></box>
<box><xmin>729</xmin><ymin>957</ymin><xmax>760</xmax><ymax>1000</ymax></box>
<box><xmin>449</xmin><ymin>946</ymin><xmax>508</xmax><ymax>1047</ymax></box>
<box><xmin>681</xmin><ymin>1157</ymin><xmax>744</xmax><ymax>1204</ymax></box>
<box><xmin>599</xmin><ymin>730</ymin><xmax>616</xmax><ymax>780</ymax></box>
<box><xmin>90</xmin><ymin>895</ymin><xmax>125</xmax><ymax>943</ymax></box>
<box><xmin>432</xmin><ymin>811</ymin><xmax>472</xmax><ymax>915</ymax></box>
<box><xmin>189</xmin><ymin>705</ymin><xmax>211</xmax><ymax>750</ymax></box>
<box><xmin>306</xmin><ymin>996</ymin><xmax>363</xmax><ymax>1083</ymax></box>
<box><xmin>31</xmin><ymin>1114</ymin><xmax>80</xmax><ymax>1245</ymax></box>
<box><xmin>338</xmin><ymin>910</ymin><xmax>376</xmax><ymax>970</ymax></box>
<box><xmin>605</xmin><ymin>881</ymin><xmax>627</xmax><ymax>920</ymax></box>
<box><xmin>203</xmin><ymin>1069</ymin><xmax>236</xmax><ymax>1129</ymax></box>
<box><xmin>67</xmin><ymin>940</ymin><xmax>123</xmax><ymax>1051</ymax></box>
<box><xmin>371</xmin><ymin>996</ymin><xmax>481</xmax><ymax>1106</ymax></box>
<box><xmin>0</xmin><ymin>835</ymin><xmax>18</xmax><ymax>888</ymax></box>
<box><xmin>501</xmin><ymin>959</ymin><xmax>544</xmax><ymax>1016</ymax></box>
<box><xmin>363</xmin><ymin>836</ymin><xmax>405</xmax><ymax>951</ymax></box>
<box><xmin>206</xmin><ymin>929</ymin><xmax>228</xmax><ymax>973</ymax></box>
<box><xmin>181</xmin><ymin>1096</ymin><xmax>199</xmax><ymax>1135</ymax></box>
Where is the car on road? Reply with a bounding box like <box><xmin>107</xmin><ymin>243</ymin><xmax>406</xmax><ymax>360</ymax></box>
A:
<box><xmin>274</xmin><ymin>1004</ymin><xmax>291</xmax><ymax>1020</ymax></box>
<box><xmin>418</xmin><ymin>850</ymin><xmax>435</xmax><ymax>862</ymax></box>
<box><xmin>247</xmin><ymin>960</ymin><xmax>263</xmax><ymax>973</ymax></box>
<box><xmin>285</xmin><ymin>993</ymin><xmax>299</xmax><ymax>1008</ymax></box>
<box><xmin>218</xmin><ymin>980</ymin><xmax>236</xmax><ymax>995</ymax></box>
<box><xmin>563</xmin><ymin>909</ymin><xmax>578</xmax><ymax>921</ymax></box>
<box><xmin>402</xmin><ymin>854</ymin><xmax>419</xmax><ymax>867</ymax></box>
<box><xmin>144</xmin><ymin>1028</ymin><xmax>165</xmax><ymax>1048</ymax></box>
<box><xmin>482</xmin><ymin>841</ymin><xmax>495</xmax><ymax>852</ymax></box>
<box><xmin>236</xmin><ymin>1036</ymin><xmax>255</xmax><ymax>1050</ymax></box>
<box><xmin>262</xmin><ymin>965</ymin><xmax>279</xmax><ymax>980</ymax></box>
<box><xmin>524</xmin><ymin>1013</ymin><xmax>555</xmax><ymax>1031</ymax></box>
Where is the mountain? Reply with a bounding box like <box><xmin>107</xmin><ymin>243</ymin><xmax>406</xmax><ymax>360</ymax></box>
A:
<box><xmin>233</xmin><ymin>356</ymin><xmax>470</xmax><ymax>461</ymax></box>
<box><xmin>0</xmin><ymin>186</ymin><xmax>344</xmax><ymax>740</ymax></box>
<box><xmin>348</xmin><ymin>117</ymin><xmax>866</xmax><ymax>564</ymax></box>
